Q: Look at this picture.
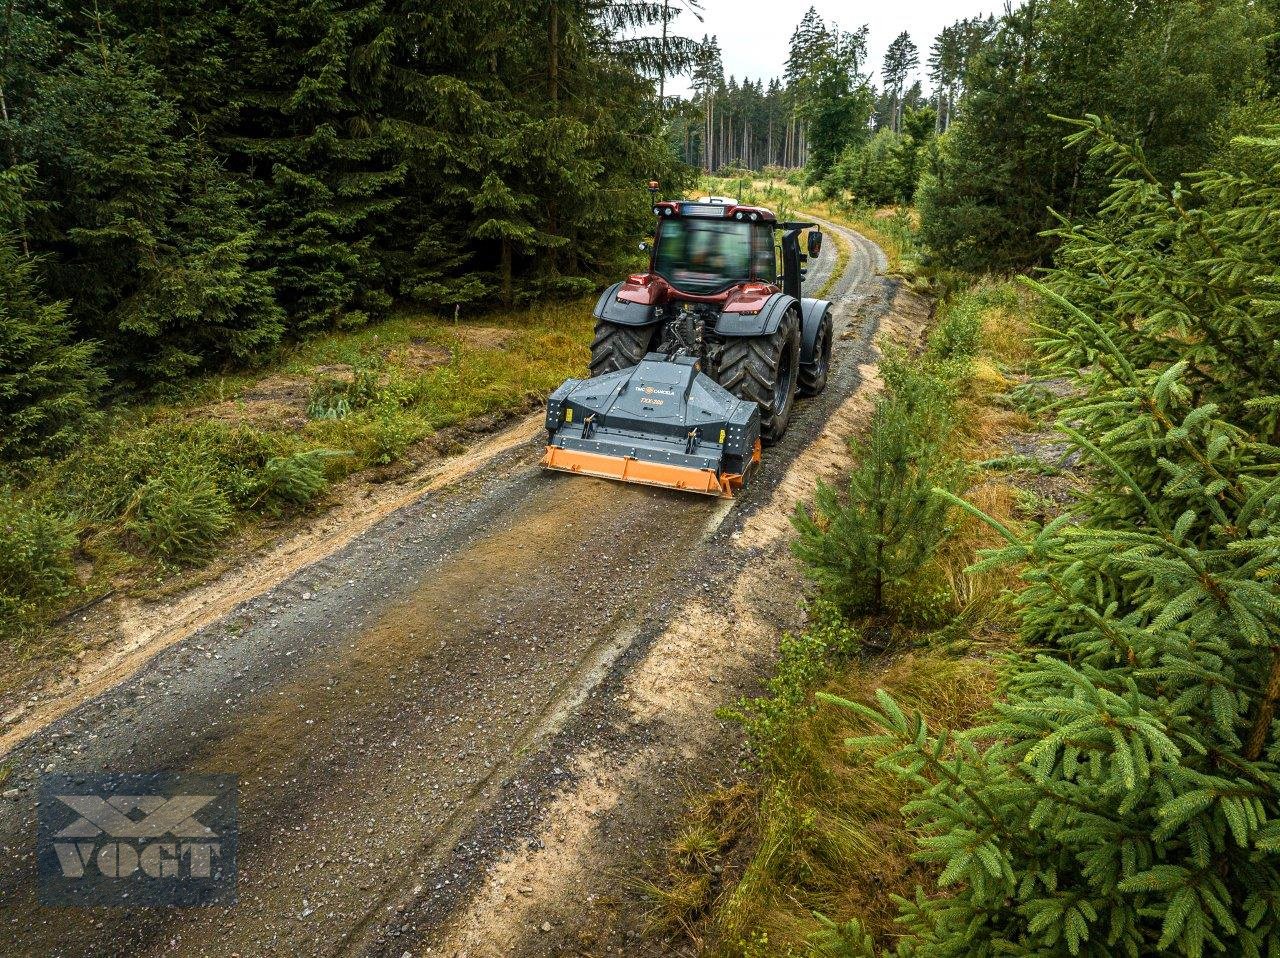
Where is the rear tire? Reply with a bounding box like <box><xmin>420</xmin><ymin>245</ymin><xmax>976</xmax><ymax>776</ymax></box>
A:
<box><xmin>589</xmin><ymin>320</ymin><xmax>659</xmax><ymax>377</ymax></box>
<box><xmin>798</xmin><ymin>309</ymin><xmax>833</xmax><ymax>397</ymax></box>
<box><xmin>716</xmin><ymin>308</ymin><xmax>801</xmax><ymax>445</ymax></box>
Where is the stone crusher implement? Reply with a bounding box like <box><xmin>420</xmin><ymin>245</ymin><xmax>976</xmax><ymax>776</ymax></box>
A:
<box><xmin>543</xmin><ymin>184</ymin><xmax>834</xmax><ymax>498</ymax></box>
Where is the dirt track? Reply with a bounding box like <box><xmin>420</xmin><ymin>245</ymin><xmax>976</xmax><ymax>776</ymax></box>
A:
<box><xmin>0</xmin><ymin>222</ymin><xmax>906</xmax><ymax>957</ymax></box>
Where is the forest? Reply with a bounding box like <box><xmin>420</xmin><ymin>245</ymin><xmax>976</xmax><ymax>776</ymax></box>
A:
<box><xmin>5</xmin><ymin>0</ymin><xmax>1280</xmax><ymax>954</ymax></box>
<box><xmin>0</xmin><ymin>0</ymin><xmax>695</xmax><ymax>452</ymax></box>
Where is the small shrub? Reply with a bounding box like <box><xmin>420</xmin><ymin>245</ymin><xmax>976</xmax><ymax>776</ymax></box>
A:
<box><xmin>361</xmin><ymin>413</ymin><xmax>418</xmax><ymax>465</ymax></box>
<box><xmin>129</xmin><ymin>466</ymin><xmax>233</xmax><ymax>563</ymax></box>
<box><xmin>0</xmin><ymin>497</ymin><xmax>78</xmax><ymax>639</ymax></box>
<box><xmin>879</xmin><ymin>352</ymin><xmax>959</xmax><ymax>442</ymax></box>
<box><xmin>793</xmin><ymin>374</ymin><xmax>962</xmax><ymax>619</ymax></box>
<box><xmin>724</xmin><ymin>601</ymin><xmax>860</xmax><ymax>766</ymax></box>
<box><xmin>51</xmin><ymin>419</ymin><xmax>282</xmax><ymax>522</ymax></box>
<box><xmin>927</xmin><ymin>298</ymin><xmax>982</xmax><ymax>361</ymax></box>
<box><xmin>252</xmin><ymin>449</ymin><xmax>347</xmax><ymax>513</ymax></box>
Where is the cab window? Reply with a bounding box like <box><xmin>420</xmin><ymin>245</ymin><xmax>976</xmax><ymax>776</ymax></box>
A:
<box><xmin>752</xmin><ymin>224</ymin><xmax>777</xmax><ymax>283</ymax></box>
<box><xmin>653</xmin><ymin>217</ymin><xmax>753</xmax><ymax>294</ymax></box>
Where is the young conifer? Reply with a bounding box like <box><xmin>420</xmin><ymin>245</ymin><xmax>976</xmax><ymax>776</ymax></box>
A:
<box><xmin>833</xmin><ymin>121</ymin><xmax>1280</xmax><ymax>958</ymax></box>
<box><xmin>0</xmin><ymin>166</ymin><xmax>103</xmax><ymax>469</ymax></box>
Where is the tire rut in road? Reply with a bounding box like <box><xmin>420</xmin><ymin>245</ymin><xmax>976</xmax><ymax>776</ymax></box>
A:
<box><xmin>0</xmin><ymin>473</ymin><xmax>730</xmax><ymax>956</ymax></box>
<box><xmin>402</xmin><ymin>223</ymin><xmax>912</xmax><ymax>958</ymax></box>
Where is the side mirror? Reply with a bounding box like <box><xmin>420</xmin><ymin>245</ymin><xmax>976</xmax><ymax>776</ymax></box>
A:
<box><xmin>807</xmin><ymin>230</ymin><xmax>823</xmax><ymax>258</ymax></box>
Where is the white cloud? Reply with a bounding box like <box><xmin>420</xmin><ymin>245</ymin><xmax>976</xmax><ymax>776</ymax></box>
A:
<box><xmin>665</xmin><ymin>0</ymin><xmax>1003</xmax><ymax>96</ymax></box>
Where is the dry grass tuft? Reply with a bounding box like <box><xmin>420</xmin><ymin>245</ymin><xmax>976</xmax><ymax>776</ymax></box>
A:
<box><xmin>703</xmin><ymin>655</ymin><xmax>1000</xmax><ymax>956</ymax></box>
<box><xmin>933</xmin><ymin>479</ymin><xmax>1023</xmax><ymax>622</ymax></box>
<box><xmin>636</xmin><ymin>781</ymin><xmax>758</xmax><ymax>941</ymax></box>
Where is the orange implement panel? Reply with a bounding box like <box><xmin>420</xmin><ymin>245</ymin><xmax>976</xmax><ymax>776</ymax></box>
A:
<box><xmin>542</xmin><ymin>446</ymin><xmax>746</xmax><ymax>499</ymax></box>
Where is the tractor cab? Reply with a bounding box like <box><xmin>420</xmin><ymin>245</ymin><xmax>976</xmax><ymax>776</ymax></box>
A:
<box><xmin>641</xmin><ymin>197</ymin><xmax>822</xmax><ymax>303</ymax></box>
<box><xmin>650</xmin><ymin>201</ymin><xmax>779</xmax><ymax>295</ymax></box>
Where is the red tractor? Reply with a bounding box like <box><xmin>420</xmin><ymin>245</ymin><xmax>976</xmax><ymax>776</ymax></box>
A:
<box><xmin>542</xmin><ymin>187</ymin><xmax>832</xmax><ymax>498</ymax></box>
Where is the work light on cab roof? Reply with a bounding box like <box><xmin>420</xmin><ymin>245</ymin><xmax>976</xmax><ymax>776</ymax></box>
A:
<box><xmin>541</xmin><ymin>180</ymin><xmax>835</xmax><ymax>498</ymax></box>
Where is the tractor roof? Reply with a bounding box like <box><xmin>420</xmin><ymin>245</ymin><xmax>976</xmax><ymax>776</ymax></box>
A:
<box><xmin>652</xmin><ymin>200</ymin><xmax>778</xmax><ymax>224</ymax></box>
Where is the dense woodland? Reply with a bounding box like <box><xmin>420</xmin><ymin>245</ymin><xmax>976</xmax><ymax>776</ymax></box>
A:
<box><xmin>0</xmin><ymin>0</ymin><xmax>701</xmax><ymax>462</ymax></box>
<box><xmin>677</xmin><ymin>1</ymin><xmax>1278</xmax><ymax>274</ymax></box>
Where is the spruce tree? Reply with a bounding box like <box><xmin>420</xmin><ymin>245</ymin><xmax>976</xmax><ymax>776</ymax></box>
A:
<box><xmin>793</xmin><ymin>356</ymin><xmax>960</xmax><ymax>618</ymax></box>
<box><xmin>468</xmin><ymin>173</ymin><xmax>536</xmax><ymax>307</ymax></box>
<box><xmin>882</xmin><ymin>32</ymin><xmax>919</xmax><ymax>134</ymax></box>
<box><xmin>219</xmin><ymin>0</ymin><xmax>401</xmax><ymax>331</ymax></box>
<box><xmin>800</xmin><ymin>20</ymin><xmax>875</xmax><ymax>182</ymax></box>
<box><xmin>835</xmin><ymin>121</ymin><xmax>1280</xmax><ymax>958</ymax></box>
<box><xmin>0</xmin><ymin>167</ymin><xmax>102</xmax><ymax>469</ymax></box>
<box><xmin>26</xmin><ymin>40</ymin><xmax>284</xmax><ymax>381</ymax></box>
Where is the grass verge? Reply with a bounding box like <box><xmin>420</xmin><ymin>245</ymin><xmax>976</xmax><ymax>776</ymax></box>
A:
<box><xmin>814</xmin><ymin>224</ymin><xmax>852</xmax><ymax>301</ymax></box>
<box><xmin>0</xmin><ymin>298</ymin><xmax>593</xmax><ymax>671</ymax></box>
<box><xmin>643</xmin><ymin>277</ymin><xmax>1068</xmax><ymax>956</ymax></box>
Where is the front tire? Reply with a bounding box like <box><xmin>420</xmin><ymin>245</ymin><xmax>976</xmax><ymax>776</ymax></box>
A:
<box><xmin>716</xmin><ymin>308</ymin><xmax>801</xmax><ymax>444</ymax></box>
<box><xmin>798</xmin><ymin>308</ymin><xmax>833</xmax><ymax>397</ymax></box>
<box><xmin>589</xmin><ymin>320</ymin><xmax>659</xmax><ymax>377</ymax></box>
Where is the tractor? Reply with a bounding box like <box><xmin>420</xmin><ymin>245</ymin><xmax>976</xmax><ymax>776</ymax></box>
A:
<box><xmin>542</xmin><ymin>185</ymin><xmax>833</xmax><ymax>498</ymax></box>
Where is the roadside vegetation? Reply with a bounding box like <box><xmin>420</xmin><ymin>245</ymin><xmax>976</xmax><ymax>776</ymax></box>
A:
<box><xmin>0</xmin><ymin>0</ymin><xmax>704</xmax><ymax>648</ymax></box>
<box><xmin>643</xmin><ymin>270</ymin><xmax>1051</xmax><ymax>954</ymax></box>
<box><xmin>653</xmin><ymin>1</ymin><xmax>1280</xmax><ymax>951</ymax></box>
<box><xmin>0</xmin><ymin>298</ymin><xmax>591</xmax><ymax>665</ymax></box>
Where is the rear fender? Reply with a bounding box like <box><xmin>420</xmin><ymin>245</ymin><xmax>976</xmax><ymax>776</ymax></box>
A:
<box><xmin>593</xmin><ymin>281</ymin><xmax>660</xmax><ymax>326</ymax></box>
<box><xmin>799</xmin><ymin>297</ymin><xmax>833</xmax><ymax>365</ymax></box>
<box><xmin>714</xmin><ymin>292</ymin><xmax>797</xmax><ymax>337</ymax></box>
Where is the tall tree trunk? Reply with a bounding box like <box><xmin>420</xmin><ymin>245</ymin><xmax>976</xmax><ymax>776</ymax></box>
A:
<box><xmin>547</xmin><ymin>0</ymin><xmax>559</xmax><ymax>105</ymax></box>
<box><xmin>705</xmin><ymin>96</ymin><xmax>713</xmax><ymax>172</ymax></box>
<box><xmin>718</xmin><ymin>109</ymin><xmax>724</xmax><ymax>171</ymax></box>
<box><xmin>500</xmin><ymin>239</ymin><xmax>513</xmax><ymax>307</ymax></box>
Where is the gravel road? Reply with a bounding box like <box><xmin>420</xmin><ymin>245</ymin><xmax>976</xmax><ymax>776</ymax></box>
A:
<box><xmin>0</xmin><ymin>221</ymin><xmax>892</xmax><ymax>958</ymax></box>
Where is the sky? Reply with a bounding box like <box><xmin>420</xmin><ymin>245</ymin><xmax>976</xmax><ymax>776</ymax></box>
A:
<box><xmin>665</xmin><ymin>0</ymin><xmax>1004</xmax><ymax>97</ymax></box>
